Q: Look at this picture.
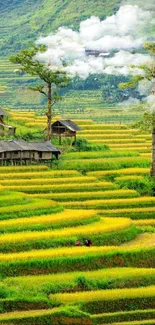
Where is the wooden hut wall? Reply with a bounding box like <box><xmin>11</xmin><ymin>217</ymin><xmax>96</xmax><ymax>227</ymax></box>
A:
<box><xmin>53</xmin><ymin>126</ymin><xmax>76</xmax><ymax>137</ymax></box>
<box><xmin>52</xmin><ymin>122</ymin><xmax>75</xmax><ymax>136</ymax></box>
<box><xmin>5</xmin><ymin>152</ymin><xmax>12</xmax><ymax>159</ymax></box>
<box><xmin>52</xmin><ymin>122</ymin><xmax>66</xmax><ymax>134</ymax></box>
<box><xmin>0</xmin><ymin>151</ymin><xmax>32</xmax><ymax>160</ymax></box>
<box><xmin>42</xmin><ymin>152</ymin><xmax>53</xmax><ymax>159</ymax></box>
<box><xmin>66</xmin><ymin>130</ymin><xmax>76</xmax><ymax>137</ymax></box>
<box><xmin>22</xmin><ymin>151</ymin><xmax>31</xmax><ymax>159</ymax></box>
<box><xmin>4</xmin><ymin>151</ymin><xmax>22</xmax><ymax>160</ymax></box>
<box><xmin>12</xmin><ymin>151</ymin><xmax>21</xmax><ymax>159</ymax></box>
<box><xmin>32</xmin><ymin>151</ymin><xmax>38</xmax><ymax>160</ymax></box>
<box><xmin>32</xmin><ymin>151</ymin><xmax>52</xmax><ymax>160</ymax></box>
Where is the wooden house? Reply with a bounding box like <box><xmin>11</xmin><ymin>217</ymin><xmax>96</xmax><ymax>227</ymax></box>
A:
<box><xmin>52</xmin><ymin>120</ymin><xmax>81</xmax><ymax>144</ymax></box>
<box><xmin>0</xmin><ymin>140</ymin><xmax>61</xmax><ymax>165</ymax></box>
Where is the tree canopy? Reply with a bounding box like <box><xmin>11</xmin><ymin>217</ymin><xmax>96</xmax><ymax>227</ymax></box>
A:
<box><xmin>10</xmin><ymin>45</ymin><xmax>71</xmax><ymax>139</ymax></box>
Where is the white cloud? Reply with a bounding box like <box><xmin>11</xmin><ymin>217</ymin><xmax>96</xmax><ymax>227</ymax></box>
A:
<box><xmin>35</xmin><ymin>5</ymin><xmax>153</xmax><ymax>79</ymax></box>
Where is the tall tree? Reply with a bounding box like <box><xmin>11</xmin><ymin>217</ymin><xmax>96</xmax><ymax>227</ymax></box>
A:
<box><xmin>10</xmin><ymin>45</ymin><xmax>71</xmax><ymax>140</ymax></box>
<box><xmin>120</xmin><ymin>42</ymin><xmax>155</xmax><ymax>176</ymax></box>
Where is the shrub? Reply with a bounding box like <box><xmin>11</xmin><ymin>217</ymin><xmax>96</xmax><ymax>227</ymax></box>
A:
<box><xmin>72</xmin><ymin>138</ymin><xmax>109</xmax><ymax>152</ymax></box>
<box><xmin>115</xmin><ymin>176</ymin><xmax>155</xmax><ymax>195</ymax></box>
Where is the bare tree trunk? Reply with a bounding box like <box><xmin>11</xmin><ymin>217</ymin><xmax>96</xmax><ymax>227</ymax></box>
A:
<box><xmin>150</xmin><ymin>81</ymin><xmax>155</xmax><ymax>176</ymax></box>
<box><xmin>46</xmin><ymin>83</ymin><xmax>52</xmax><ymax>140</ymax></box>
<box><xmin>151</xmin><ymin>126</ymin><xmax>155</xmax><ymax>177</ymax></box>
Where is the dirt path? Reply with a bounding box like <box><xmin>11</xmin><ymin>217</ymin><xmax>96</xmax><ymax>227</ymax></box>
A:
<box><xmin>121</xmin><ymin>233</ymin><xmax>155</xmax><ymax>248</ymax></box>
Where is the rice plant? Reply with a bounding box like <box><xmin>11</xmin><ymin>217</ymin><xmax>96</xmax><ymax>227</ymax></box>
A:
<box><xmin>3</xmin><ymin>181</ymin><xmax>114</xmax><ymax>193</ymax></box>
<box><xmin>50</xmin><ymin>285</ymin><xmax>155</xmax><ymax>304</ymax></box>
<box><xmin>0</xmin><ymin>209</ymin><xmax>97</xmax><ymax>233</ymax></box>
<box><xmin>62</xmin><ymin>196</ymin><xmax>155</xmax><ymax>209</ymax></box>
<box><xmin>0</xmin><ymin>217</ymin><xmax>131</xmax><ymax>245</ymax></box>
<box><xmin>30</xmin><ymin>189</ymin><xmax>139</xmax><ymax>202</ymax></box>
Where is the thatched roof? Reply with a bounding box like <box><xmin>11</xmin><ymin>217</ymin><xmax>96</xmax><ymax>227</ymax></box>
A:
<box><xmin>0</xmin><ymin>108</ymin><xmax>8</xmax><ymax>116</ymax></box>
<box><xmin>0</xmin><ymin>140</ymin><xmax>61</xmax><ymax>153</ymax></box>
<box><xmin>52</xmin><ymin>120</ymin><xmax>81</xmax><ymax>132</ymax></box>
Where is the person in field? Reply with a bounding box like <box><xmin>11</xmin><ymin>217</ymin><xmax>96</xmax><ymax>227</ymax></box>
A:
<box><xmin>75</xmin><ymin>240</ymin><xmax>82</xmax><ymax>246</ymax></box>
<box><xmin>84</xmin><ymin>239</ymin><xmax>92</xmax><ymax>247</ymax></box>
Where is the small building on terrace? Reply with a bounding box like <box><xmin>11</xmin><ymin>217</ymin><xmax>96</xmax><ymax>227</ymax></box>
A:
<box><xmin>0</xmin><ymin>140</ymin><xmax>61</xmax><ymax>165</ymax></box>
<box><xmin>52</xmin><ymin>120</ymin><xmax>81</xmax><ymax>144</ymax></box>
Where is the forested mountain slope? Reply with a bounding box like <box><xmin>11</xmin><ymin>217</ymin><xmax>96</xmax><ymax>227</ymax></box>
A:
<box><xmin>0</xmin><ymin>0</ymin><xmax>121</xmax><ymax>55</ymax></box>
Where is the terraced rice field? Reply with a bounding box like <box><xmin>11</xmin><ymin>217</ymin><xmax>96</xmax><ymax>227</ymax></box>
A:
<box><xmin>0</xmin><ymin>119</ymin><xmax>155</xmax><ymax>324</ymax></box>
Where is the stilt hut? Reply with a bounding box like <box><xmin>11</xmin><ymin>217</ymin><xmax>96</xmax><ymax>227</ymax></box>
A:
<box><xmin>52</xmin><ymin>120</ymin><xmax>81</xmax><ymax>145</ymax></box>
<box><xmin>0</xmin><ymin>140</ymin><xmax>61</xmax><ymax>165</ymax></box>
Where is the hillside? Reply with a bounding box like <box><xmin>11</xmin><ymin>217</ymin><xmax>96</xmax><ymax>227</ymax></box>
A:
<box><xmin>0</xmin><ymin>0</ymin><xmax>121</xmax><ymax>55</ymax></box>
<box><xmin>0</xmin><ymin>118</ymin><xmax>155</xmax><ymax>324</ymax></box>
<box><xmin>0</xmin><ymin>0</ymin><xmax>154</xmax><ymax>111</ymax></box>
